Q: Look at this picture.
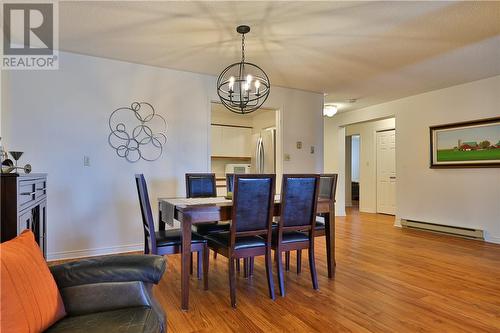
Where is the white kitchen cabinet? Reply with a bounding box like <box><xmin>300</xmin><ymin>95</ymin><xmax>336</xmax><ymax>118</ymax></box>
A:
<box><xmin>211</xmin><ymin>125</ymin><xmax>252</xmax><ymax>157</ymax></box>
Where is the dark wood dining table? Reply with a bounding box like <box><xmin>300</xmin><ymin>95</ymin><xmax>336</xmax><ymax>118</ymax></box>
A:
<box><xmin>158</xmin><ymin>195</ymin><xmax>335</xmax><ymax>311</ymax></box>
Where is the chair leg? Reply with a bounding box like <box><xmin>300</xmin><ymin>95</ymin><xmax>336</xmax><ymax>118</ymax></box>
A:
<box><xmin>144</xmin><ymin>236</ymin><xmax>150</xmax><ymax>254</ymax></box>
<box><xmin>249</xmin><ymin>257</ymin><xmax>255</xmax><ymax>277</ymax></box>
<box><xmin>275</xmin><ymin>250</ymin><xmax>285</xmax><ymax>297</ymax></box>
<box><xmin>213</xmin><ymin>250</ymin><xmax>218</xmax><ymax>260</ymax></box>
<box><xmin>308</xmin><ymin>247</ymin><xmax>319</xmax><ymax>290</ymax></box>
<box><xmin>285</xmin><ymin>251</ymin><xmax>290</xmax><ymax>271</ymax></box>
<box><xmin>228</xmin><ymin>257</ymin><xmax>237</xmax><ymax>308</ymax></box>
<box><xmin>243</xmin><ymin>258</ymin><xmax>249</xmax><ymax>278</ymax></box>
<box><xmin>265</xmin><ymin>249</ymin><xmax>275</xmax><ymax>300</ymax></box>
<box><xmin>190</xmin><ymin>253</ymin><xmax>193</xmax><ymax>275</ymax></box>
<box><xmin>297</xmin><ymin>250</ymin><xmax>302</xmax><ymax>274</ymax></box>
<box><xmin>236</xmin><ymin>258</ymin><xmax>240</xmax><ymax>272</ymax></box>
<box><xmin>203</xmin><ymin>245</ymin><xmax>209</xmax><ymax>290</ymax></box>
<box><xmin>197</xmin><ymin>250</ymin><xmax>202</xmax><ymax>280</ymax></box>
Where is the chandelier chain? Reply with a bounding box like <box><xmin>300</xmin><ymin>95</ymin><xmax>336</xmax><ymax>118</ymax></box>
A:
<box><xmin>241</xmin><ymin>33</ymin><xmax>245</xmax><ymax>63</ymax></box>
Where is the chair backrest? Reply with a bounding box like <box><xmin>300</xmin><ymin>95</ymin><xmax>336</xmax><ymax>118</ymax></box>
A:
<box><xmin>226</xmin><ymin>173</ymin><xmax>235</xmax><ymax>193</ymax></box>
<box><xmin>135</xmin><ymin>174</ymin><xmax>157</xmax><ymax>254</ymax></box>
<box><xmin>231</xmin><ymin>174</ymin><xmax>275</xmax><ymax>240</ymax></box>
<box><xmin>319</xmin><ymin>174</ymin><xmax>338</xmax><ymax>201</ymax></box>
<box><xmin>279</xmin><ymin>174</ymin><xmax>320</xmax><ymax>231</ymax></box>
<box><xmin>185</xmin><ymin>173</ymin><xmax>217</xmax><ymax>198</ymax></box>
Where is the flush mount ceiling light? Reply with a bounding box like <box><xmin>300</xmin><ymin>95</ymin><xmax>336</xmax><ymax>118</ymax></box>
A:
<box><xmin>323</xmin><ymin>105</ymin><xmax>338</xmax><ymax>117</ymax></box>
<box><xmin>217</xmin><ymin>25</ymin><xmax>270</xmax><ymax>114</ymax></box>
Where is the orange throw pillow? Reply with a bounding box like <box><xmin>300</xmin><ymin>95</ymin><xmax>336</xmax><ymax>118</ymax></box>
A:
<box><xmin>0</xmin><ymin>230</ymin><xmax>66</xmax><ymax>333</ymax></box>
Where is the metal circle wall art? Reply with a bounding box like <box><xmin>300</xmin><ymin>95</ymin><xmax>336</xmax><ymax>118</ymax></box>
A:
<box><xmin>108</xmin><ymin>102</ymin><xmax>167</xmax><ymax>163</ymax></box>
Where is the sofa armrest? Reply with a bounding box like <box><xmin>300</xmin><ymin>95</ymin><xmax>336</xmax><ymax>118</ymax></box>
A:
<box><xmin>59</xmin><ymin>281</ymin><xmax>153</xmax><ymax>316</ymax></box>
<box><xmin>50</xmin><ymin>255</ymin><xmax>166</xmax><ymax>288</ymax></box>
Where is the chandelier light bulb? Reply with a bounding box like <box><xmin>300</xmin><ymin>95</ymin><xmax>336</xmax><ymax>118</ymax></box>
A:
<box><xmin>255</xmin><ymin>80</ymin><xmax>261</xmax><ymax>95</ymax></box>
<box><xmin>228</xmin><ymin>76</ymin><xmax>235</xmax><ymax>91</ymax></box>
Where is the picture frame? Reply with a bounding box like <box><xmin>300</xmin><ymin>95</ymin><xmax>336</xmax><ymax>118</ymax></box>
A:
<box><xmin>429</xmin><ymin>117</ymin><xmax>500</xmax><ymax>168</ymax></box>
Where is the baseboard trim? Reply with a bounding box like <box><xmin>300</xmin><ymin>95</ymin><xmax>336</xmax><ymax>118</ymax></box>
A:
<box><xmin>394</xmin><ymin>216</ymin><xmax>402</xmax><ymax>228</ymax></box>
<box><xmin>484</xmin><ymin>234</ymin><xmax>500</xmax><ymax>245</ymax></box>
<box><xmin>47</xmin><ymin>243</ymin><xmax>143</xmax><ymax>262</ymax></box>
<box><xmin>336</xmin><ymin>209</ymin><xmax>346</xmax><ymax>216</ymax></box>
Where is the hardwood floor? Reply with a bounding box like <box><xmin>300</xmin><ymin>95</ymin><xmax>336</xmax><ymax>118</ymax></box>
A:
<box><xmin>155</xmin><ymin>208</ymin><xmax>500</xmax><ymax>332</ymax></box>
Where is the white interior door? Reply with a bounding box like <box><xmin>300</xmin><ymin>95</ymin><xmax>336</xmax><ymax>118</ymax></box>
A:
<box><xmin>376</xmin><ymin>130</ymin><xmax>396</xmax><ymax>215</ymax></box>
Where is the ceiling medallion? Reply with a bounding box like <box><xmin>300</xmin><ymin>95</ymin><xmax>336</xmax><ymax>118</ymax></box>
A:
<box><xmin>217</xmin><ymin>25</ymin><xmax>270</xmax><ymax>114</ymax></box>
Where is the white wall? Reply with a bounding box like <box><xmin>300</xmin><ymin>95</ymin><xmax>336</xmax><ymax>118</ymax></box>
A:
<box><xmin>1</xmin><ymin>51</ymin><xmax>324</xmax><ymax>260</ymax></box>
<box><xmin>211</xmin><ymin>103</ymin><xmax>253</xmax><ymax>127</ymax></box>
<box><xmin>346</xmin><ymin>119</ymin><xmax>395</xmax><ymax>213</ymax></box>
<box><xmin>252</xmin><ymin>109</ymin><xmax>276</xmax><ymax>134</ymax></box>
<box><xmin>325</xmin><ymin>75</ymin><xmax>500</xmax><ymax>243</ymax></box>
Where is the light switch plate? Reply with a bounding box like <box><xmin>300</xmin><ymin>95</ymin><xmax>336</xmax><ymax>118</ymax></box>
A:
<box><xmin>84</xmin><ymin>156</ymin><xmax>90</xmax><ymax>167</ymax></box>
<box><xmin>296</xmin><ymin>141</ymin><xmax>302</xmax><ymax>149</ymax></box>
<box><xmin>310</xmin><ymin>146</ymin><xmax>315</xmax><ymax>154</ymax></box>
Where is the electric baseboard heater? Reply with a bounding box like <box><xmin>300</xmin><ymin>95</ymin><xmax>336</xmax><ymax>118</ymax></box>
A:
<box><xmin>401</xmin><ymin>219</ymin><xmax>484</xmax><ymax>240</ymax></box>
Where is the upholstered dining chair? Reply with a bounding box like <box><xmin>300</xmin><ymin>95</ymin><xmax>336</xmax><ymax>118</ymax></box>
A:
<box><xmin>185</xmin><ymin>173</ymin><xmax>217</xmax><ymax>198</ymax></box>
<box><xmin>226</xmin><ymin>173</ymin><xmax>235</xmax><ymax>194</ymax></box>
<box><xmin>225</xmin><ymin>173</ymin><xmax>245</xmax><ymax>273</ymax></box>
<box><xmin>205</xmin><ymin>174</ymin><xmax>276</xmax><ymax>308</ymax></box>
<box><xmin>295</xmin><ymin>173</ymin><xmax>338</xmax><ymax>274</ymax></box>
<box><xmin>135</xmin><ymin>174</ymin><xmax>209</xmax><ymax>289</ymax></box>
<box><xmin>186</xmin><ymin>173</ymin><xmax>230</xmax><ymax>236</ymax></box>
<box><xmin>185</xmin><ymin>173</ymin><xmax>230</xmax><ymax>263</ymax></box>
<box><xmin>272</xmin><ymin>174</ymin><xmax>320</xmax><ymax>296</ymax></box>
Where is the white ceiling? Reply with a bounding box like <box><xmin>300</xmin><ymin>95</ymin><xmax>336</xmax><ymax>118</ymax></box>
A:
<box><xmin>59</xmin><ymin>1</ymin><xmax>500</xmax><ymax>112</ymax></box>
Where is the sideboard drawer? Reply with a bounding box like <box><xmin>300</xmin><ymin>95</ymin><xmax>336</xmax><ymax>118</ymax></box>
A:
<box><xmin>35</xmin><ymin>179</ymin><xmax>47</xmax><ymax>199</ymax></box>
<box><xmin>19</xmin><ymin>181</ymin><xmax>37</xmax><ymax>208</ymax></box>
<box><xmin>18</xmin><ymin>209</ymin><xmax>33</xmax><ymax>234</ymax></box>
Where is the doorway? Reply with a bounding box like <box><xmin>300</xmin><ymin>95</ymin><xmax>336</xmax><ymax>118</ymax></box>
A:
<box><xmin>351</xmin><ymin>135</ymin><xmax>360</xmax><ymax>207</ymax></box>
<box><xmin>345</xmin><ymin>135</ymin><xmax>360</xmax><ymax>208</ymax></box>
<box><xmin>376</xmin><ymin>129</ymin><xmax>396</xmax><ymax>215</ymax></box>
<box><xmin>209</xmin><ymin>102</ymin><xmax>281</xmax><ymax>196</ymax></box>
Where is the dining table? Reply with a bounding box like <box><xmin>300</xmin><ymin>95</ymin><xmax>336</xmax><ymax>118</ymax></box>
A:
<box><xmin>158</xmin><ymin>195</ymin><xmax>336</xmax><ymax>311</ymax></box>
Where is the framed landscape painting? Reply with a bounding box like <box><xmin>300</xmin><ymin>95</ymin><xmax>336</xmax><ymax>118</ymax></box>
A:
<box><xmin>430</xmin><ymin>117</ymin><xmax>500</xmax><ymax>168</ymax></box>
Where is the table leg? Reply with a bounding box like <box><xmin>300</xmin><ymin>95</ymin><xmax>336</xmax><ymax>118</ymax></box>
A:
<box><xmin>325</xmin><ymin>203</ymin><xmax>336</xmax><ymax>278</ymax></box>
<box><xmin>158</xmin><ymin>203</ymin><xmax>165</xmax><ymax>231</ymax></box>
<box><xmin>181</xmin><ymin>216</ymin><xmax>192</xmax><ymax>310</ymax></box>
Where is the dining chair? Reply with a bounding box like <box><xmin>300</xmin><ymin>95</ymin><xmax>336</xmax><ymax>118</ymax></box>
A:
<box><xmin>205</xmin><ymin>174</ymin><xmax>276</xmax><ymax>308</ymax></box>
<box><xmin>185</xmin><ymin>173</ymin><xmax>217</xmax><ymax>198</ymax></box>
<box><xmin>226</xmin><ymin>173</ymin><xmax>249</xmax><ymax>274</ymax></box>
<box><xmin>273</xmin><ymin>174</ymin><xmax>320</xmax><ymax>296</ymax></box>
<box><xmin>296</xmin><ymin>173</ymin><xmax>338</xmax><ymax>274</ymax></box>
<box><xmin>185</xmin><ymin>173</ymin><xmax>231</xmax><ymax>263</ymax></box>
<box><xmin>226</xmin><ymin>173</ymin><xmax>235</xmax><ymax>194</ymax></box>
<box><xmin>135</xmin><ymin>174</ymin><xmax>209</xmax><ymax>289</ymax></box>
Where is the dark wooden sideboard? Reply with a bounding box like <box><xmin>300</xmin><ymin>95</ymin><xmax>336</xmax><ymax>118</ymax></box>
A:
<box><xmin>1</xmin><ymin>173</ymin><xmax>47</xmax><ymax>257</ymax></box>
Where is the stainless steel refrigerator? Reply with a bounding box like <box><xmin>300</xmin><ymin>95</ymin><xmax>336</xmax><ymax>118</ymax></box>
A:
<box><xmin>252</xmin><ymin>128</ymin><xmax>276</xmax><ymax>174</ymax></box>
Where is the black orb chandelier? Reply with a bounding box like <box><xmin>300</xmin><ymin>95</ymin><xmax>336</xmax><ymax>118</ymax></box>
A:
<box><xmin>217</xmin><ymin>25</ymin><xmax>270</xmax><ymax>114</ymax></box>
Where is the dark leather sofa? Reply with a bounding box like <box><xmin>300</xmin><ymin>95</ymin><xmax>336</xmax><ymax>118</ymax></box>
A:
<box><xmin>45</xmin><ymin>255</ymin><xmax>166</xmax><ymax>333</ymax></box>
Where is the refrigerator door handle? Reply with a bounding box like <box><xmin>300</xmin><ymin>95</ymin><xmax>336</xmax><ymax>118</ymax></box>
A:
<box><xmin>256</xmin><ymin>136</ymin><xmax>264</xmax><ymax>174</ymax></box>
